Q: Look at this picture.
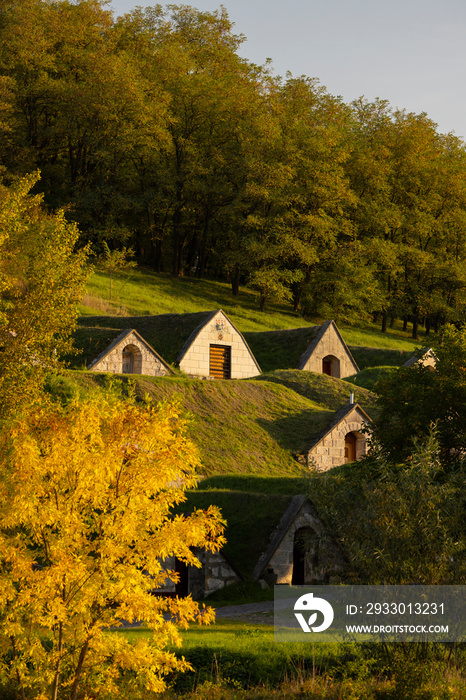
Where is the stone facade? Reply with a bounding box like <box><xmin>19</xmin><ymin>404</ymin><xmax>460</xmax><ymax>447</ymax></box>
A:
<box><xmin>254</xmin><ymin>496</ymin><xmax>346</xmax><ymax>585</ymax></box>
<box><xmin>307</xmin><ymin>403</ymin><xmax>372</xmax><ymax>471</ymax></box>
<box><xmin>88</xmin><ymin>329</ymin><xmax>173</xmax><ymax>377</ymax></box>
<box><xmin>177</xmin><ymin>309</ymin><xmax>261</xmax><ymax>379</ymax></box>
<box><xmin>157</xmin><ymin>549</ymin><xmax>241</xmax><ymax>599</ymax></box>
<box><xmin>404</xmin><ymin>347</ymin><xmax>438</xmax><ymax>370</ymax></box>
<box><xmin>298</xmin><ymin>320</ymin><xmax>359</xmax><ymax>378</ymax></box>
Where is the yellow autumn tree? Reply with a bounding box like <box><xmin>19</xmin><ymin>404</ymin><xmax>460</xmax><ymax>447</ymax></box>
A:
<box><xmin>0</xmin><ymin>392</ymin><xmax>225</xmax><ymax>700</ymax></box>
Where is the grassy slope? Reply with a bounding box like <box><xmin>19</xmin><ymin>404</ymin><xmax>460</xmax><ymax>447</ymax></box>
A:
<box><xmin>80</xmin><ymin>269</ymin><xmax>311</xmax><ymax>333</ymax></box>
<box><xmin>64</xmin><ymin>369</ymin><xmax>376</xmax><ymax>478</ymax></box>
<box><xmin>78</xmin><ymin>268</ymin><xmax>426</xmax><ymax>356</ymax></box>
<box><xmin>178</xmin><ymin>490</ymin><xmax>294</xmax><ymax>579</ymax></box>
<box><xmin>71</xmin><ymin>270</ymin><xmax>395</xmax><ymax>593</ymax></box>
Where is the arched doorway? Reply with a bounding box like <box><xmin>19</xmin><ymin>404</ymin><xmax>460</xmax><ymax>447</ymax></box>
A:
<box><xmin>322</xmin><ymin>355</ymin><xmax>340</xmax><ymax>378</ymax></box>
<box><xmin>122</xmin><ymin>344</ymin><xmax>142</xmax><ymax>374</ymax></box>
<box><xmin>344</xmin><ymin>432</ymin><xmax>357</xmax><ymax>463</ymax></box>
<box><xmin>291</xmin><ymin>527</ymin><xmax>318</xmax><ymax>585</ymax></box>
<box><xmin>175</xmin><ymin>558</ymin><xmax>189</xmax><ymax>597</ymax></box>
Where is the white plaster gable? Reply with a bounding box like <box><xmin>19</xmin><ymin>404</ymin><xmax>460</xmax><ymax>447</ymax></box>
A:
<box><xmin>177</xmin><ymin>309</ymin><xmax>261</xmax><ymax>379</ymax></box>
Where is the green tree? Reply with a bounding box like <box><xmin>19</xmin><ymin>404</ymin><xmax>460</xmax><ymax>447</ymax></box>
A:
<box><xmin>117</xmin><ymin>4</ymin><xmax>260</xmax><ymax>277</ymax></box>
<box><xmin>371</xmin><ymin>324</ymin><xmax>466</xmax><ymax>466</ymax></box>
<box><xmin>98</xmin><ymin>241</ymin><xmax>136</xmax><ymax>300</ymax></box>
<box><xmin>0</xmin><ymin>0</ymin><xmax>168</xmax><ymax>233</ymax></box>
<box><xmin>0</xmin><ymin>393</ymin><xmax>225</xmax><ymax>699</ymax></box>
<box><xmin>0</xmin><ymin>172</ymin><xmax>88</xmax><ymax>412</ymax></box>
<box><xmin>348</xmin><ymin>100</ymin><xmax>466</xmax><ymax>335</ymax></box>
<box><xmin>310</xmin><ymin>428</ymin><xmax>465</xmax><ymax>584</ymax></box>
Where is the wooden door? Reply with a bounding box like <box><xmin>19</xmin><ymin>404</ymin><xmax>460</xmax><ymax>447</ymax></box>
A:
<box><xmin>344</xmin><ymin>432</ymin><xmax>357</xmax><ymax>462</ymax></box>
<box><xmin>209</xmin><ymin>345</ymin><xmax>231</xmax><ymax>379</ymax></box>
<box><xmin>122</xmin><ymin>347</ymin><xmax>134</xmax><ymax>373</ymax></box>
<box><xmin>322</xmin><ymin>358</ymin><xmax>332</xmax><ymax>376</ymax></box>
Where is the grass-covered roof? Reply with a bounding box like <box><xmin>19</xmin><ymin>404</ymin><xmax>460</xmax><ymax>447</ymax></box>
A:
<box><xmin>61</xmin><ymin>369</ymin><xmax>376</xmax><ymax>478</ymax></box>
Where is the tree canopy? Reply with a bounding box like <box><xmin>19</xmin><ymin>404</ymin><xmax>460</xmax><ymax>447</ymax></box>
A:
<box><xmin>1</xmin><ymin>1</ymin><xmax>466</xmax><ymax>329</ymax></box>
<box><xmin>0</xmin><ymin>392</ymin><xmax>225</xmax><ymax>700</ymax></box>
<box><xmin>0</xmin><ymin>172</ymin><xmax>88</xmax><ymax>412</ymax></box>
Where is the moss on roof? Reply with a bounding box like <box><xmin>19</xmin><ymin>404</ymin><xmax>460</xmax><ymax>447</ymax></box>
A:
<box><xmin>255</xmin><ymin>370</ymin><xmax>377</xmax><ymax>416</ymax></box>
<box><xmin>62</xmin><ymin>369</ymin><xmax>365</xmax><ymax>477</ymax></box>
<box><xmin>243</xmin><ymin>327</ymin><xmax>321</xmax><ymax>373</ymax></box>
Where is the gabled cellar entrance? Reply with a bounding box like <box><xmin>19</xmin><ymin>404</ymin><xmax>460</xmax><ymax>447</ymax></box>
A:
<box><xmin>209</xmin><ymin>344</ymin><xmax>231</xmax><ymax>379</ymax></box>
<box><xmin>344</xmin><ymin>431</ymin><xmax>367</xmax><ymax>463</ymax></box>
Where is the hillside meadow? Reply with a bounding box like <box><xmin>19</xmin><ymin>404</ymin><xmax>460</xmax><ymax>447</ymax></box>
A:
<box><xmin>79</xmin><ymin>268</ymin><xmax>425</xmax><ymax>350</ymax></box>
<box><xmin>57</xmin><ymin>369</ymin><xmax>376</xmax><ymax>478</ymax></box>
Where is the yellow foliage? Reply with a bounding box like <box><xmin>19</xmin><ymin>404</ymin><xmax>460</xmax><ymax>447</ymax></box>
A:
<box><xmin>0</xmin><ymin>394</ymin><xmax>225</xmax><ymax>699</ymax></box>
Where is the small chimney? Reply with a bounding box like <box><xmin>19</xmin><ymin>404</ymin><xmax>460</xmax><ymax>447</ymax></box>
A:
<box><xmin>350</xmin><ymin>392</ymin><xmax>354</xmax><ymax>404</ymax></box>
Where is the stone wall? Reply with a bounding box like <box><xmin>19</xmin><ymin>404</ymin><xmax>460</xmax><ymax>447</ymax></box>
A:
<box><xmin>259</xmin><ymin>501</ymin><xmax>346</xmax><ymax>585</ymax></box>
<box><xmin>90</xmin><ymin>330</ymin><xmax>171</xmax><ymax>377</ymax></box>
<box><xmin>156</xmin><ymin>550</ymin><xmax>241</xmax><ymax>599</ymax></box>
<box><xmin>191</xmin><ymin>549</ymin><xmax>241</xmax><ymax>599</ymax></box>
<box><xmin>179</xmin><ymin>310</ymin><xmax>260</xmax><ymax>379</ymax></box>
<box><xmin>308</xmin><ymin>405</ymin><xmax>369</xmax><ymax>471</ymax></box>
<box><xmin>299</xmin><ymin>322</ymin><xmax>358</xmax><ymax>378</ymax></box>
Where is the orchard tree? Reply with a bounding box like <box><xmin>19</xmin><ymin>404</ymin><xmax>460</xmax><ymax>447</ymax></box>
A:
<box><xmin>0</xmin><ymin>393</ymin><xmax>225</xmax><ymax>700</ymax></box>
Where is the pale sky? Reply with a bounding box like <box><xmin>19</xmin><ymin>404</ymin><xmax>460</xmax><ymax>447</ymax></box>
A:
<box><xmin>109</xmin><ymin>0</ymin><xmax>466</xmax><ymax>140</ymax></box>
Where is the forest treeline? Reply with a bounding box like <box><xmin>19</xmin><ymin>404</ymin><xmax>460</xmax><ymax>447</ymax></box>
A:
<box><xmin>2</xmin><ymin>0</ymin><xmax>466</xmax><ymax>335</ymax></box>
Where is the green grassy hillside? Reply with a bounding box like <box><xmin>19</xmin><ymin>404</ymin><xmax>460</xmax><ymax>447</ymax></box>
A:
<box><xmin>80</xmin><ymin>269</ymin><xmax>310</xmax><ymax>333</ymax></box>
<box><xmin>62</xmin><ymin>369</ymin><xmax>375</xmax><ymax>478</ymax></box>
<box><xmin>78</xmin><ymin>268</ymin><xmax>427</xmax><ymax>354</ymax></box>
<box><xmin>178</xmin><ymin>490</ymin><xmax>295</xmax><ymax>579</ymax></box>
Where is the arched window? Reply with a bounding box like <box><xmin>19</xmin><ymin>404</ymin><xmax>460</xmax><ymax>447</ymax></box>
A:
<box><xmin>322</xmin><ymin>355</ymin><xmax>340</xmax><ymax>378</ymax></box>
<box><xmin>122</xmin><ymin>344</ymin><xmax>142</xmax><ymax>374</ymax></box>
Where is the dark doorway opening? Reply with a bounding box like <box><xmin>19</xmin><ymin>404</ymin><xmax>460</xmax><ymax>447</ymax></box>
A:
<box><xmin>291</xmin><ymin>528</ymin><xmax>318</xmax><ymax>585</ymax></box>
<box><xmin>175</xmin><ymin>558</ymin><xmax>189</xmax><ymax>597</ymax></box>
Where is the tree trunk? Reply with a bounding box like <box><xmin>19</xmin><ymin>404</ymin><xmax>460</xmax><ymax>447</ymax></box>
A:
<box><xmin>381</xmin><ymin>311</ymin><xmax>387</xmax><ymax>333</ymax></box>
<box><xmin>412</xmin><ymin>309</ymin><xmax>420</xmax><ymax>340</ymax></box>
<box><xmin>70</xmin><ymin>638</ymin><xmax>90</xmax><ymax>700</ymax></box>
<box><xmin>231</xmin><ymin>265</ymin><xmax>240</xmax><ymax>296</ymax></box>
<box><xmin>153</xmin><ymin>239</ymin><xmax>163</xmax><ymax>273</ymax></box>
